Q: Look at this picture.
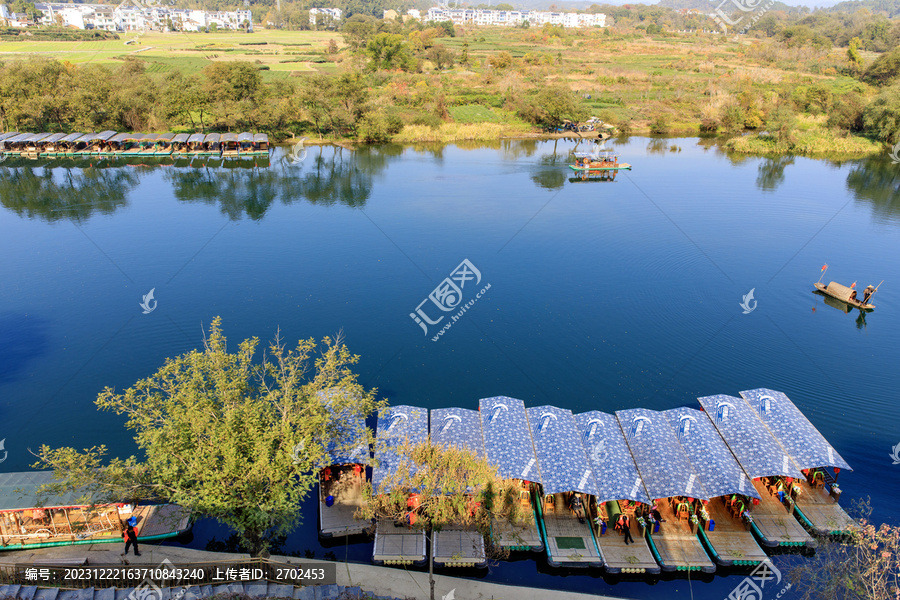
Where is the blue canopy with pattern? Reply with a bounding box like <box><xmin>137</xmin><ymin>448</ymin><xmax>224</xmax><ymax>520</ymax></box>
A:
<box><xmin>430</xmin><ymin>407</ymin><xmax>484</xmax><ymax>457</ymax></box>
<box><xmin>697</xmin><ymin>394</ymin><xmax>803</xmax><ymax>480</ymax></box>
<box><xmin>739</xmin><ymin>389</ymin><xmax>852</xmax><ymax>472</ymax></box>
<box><xmin>372</xmin><ymin>405</ymin><xmax>428</xmax><ymax>494</ymax></box>
<box><xmin>575</xmin><ymin>410</ymin><xmax>651</xmax><ymax>506</ymax></box>
<box><xmin>663</xmin><ymin>407</ymin><xmax>760</xmax><ymax>500</ymax></box>
<box><xmin>616</xmin><ymin>408</ymin><xmax>709</xmax><ymax>501</ymax></box>
<box><xmin>526</xmin><ymin>406</ymin><xmax>599</xmax><ymax>496</ymax></box>
<box><xmin>479</xmin><ymin>396</ymin><xmax>541</xmax><ymax>483</ymax></box>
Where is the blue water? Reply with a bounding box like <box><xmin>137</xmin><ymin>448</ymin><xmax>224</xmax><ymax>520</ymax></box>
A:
<box><xmin>1</xmin><ymin>138</ymin><xmax>899</xmax><ymax>599</ymax></box>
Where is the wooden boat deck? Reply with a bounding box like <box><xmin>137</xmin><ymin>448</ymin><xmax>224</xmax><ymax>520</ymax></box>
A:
<box><xmin>794</xmin><ymin>480</ymin><xmax>856</xmax><ymax>536</ymax></box>
<box><xmin>432</xmin><ymin>525</ymin><xmax>485</xmax><ymax>568</ymax></box>
<box><xmin>318</xmin><ymin>469</ymin><xmax>370</xmax><ymax>538</ymax></box>
<box><xmin>0</xmin><ymin>504</ymin><xmax>189</xmax><ymax>549</ymax></box>
<box><xmin>372</xmin><ymin>520</ymin><xmax>426</xmax><ymax>566</ymax></box>
<box><xmin>701</xmin><ymin>500</ymin><xmax>767</xmax><ymax>566</ymax></box>
<box><xmin>593</xmin><ymin>503</ymin><xmax>658</xmax><ymax>574</ymax></box>
<box><xmin>646</xmin><ymin>500</ymin><xmax>715</xmax><ymax>572</ymax></box>
<box><xmin>750</xmin><ymin>480</ymin><xmax>815</xmax><ymax>548</ymax></box>
<box><xmin>539</xmin><ymin>494</ymin><xmax>602</xmax><ymax>567</ymax></box>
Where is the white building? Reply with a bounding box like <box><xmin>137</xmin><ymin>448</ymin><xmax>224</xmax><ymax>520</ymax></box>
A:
<box><xmin>309</xmin><ymin>7</ymin><xmax>341</xmax><ymax>26</ymax></box>
<box><xmin>32</xmin><ymin>2</ymin><xmax>252</xmax><ymax>31</ymax></box>
<box><xmin>423</xmin><ymin>7</ymin><xmax>605</xmax><ymax>28</ymax></box>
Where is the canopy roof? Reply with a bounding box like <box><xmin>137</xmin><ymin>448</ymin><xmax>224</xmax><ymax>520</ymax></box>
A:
<box><xmin>430</xmin><ymin>407</ymin><xmax>484</xmax><ymax>458</ymax></box>
<box><xmin>171</xmin><ymin>133</ymin><xmax>190</xmax><ymax>143</ymax></box>
<box><xmin>479</xmin><ymin>396</ymin><xmax>540</xmax><ymax>483</ymax></box>
<box><xmin>824</xmin><ymin>282</ymin><xmax>856</xmax><ymax>303</ymax></box>
<box><xmin>29</xmin><ymin>133</ymin><xmax>53</xmax><ymax>143</ymax></box>
<box><xmin>527</xmin><ymin>406</ymin><xmax>599</xmax><ymax>496</ymax></box>
<box><xmin>187</xmin><ymin>133</ymin><xmax>206</xmax><ymax>143</ymax></box>
<box><xmin>319</xmin><ymin>390</ymin><xmax>369</xmax><ymax>467</ymax></box>
<box><xmin>0</xmin><ymin>132</ymin><xmax>18</xmax><ymax>142</ymax></box>
<box><xmin>371</xmin><ymin>405</ymin><xmax>428</xmax><ymax>494</ymax></box>
<box><xmin>59</xmin><ymin>133</ymin><xmax>84</xmax><ymax>143</ymax></box>
<box><xmin>663</xmin><ymin>407</ymin><xmax>759</xmax><ymax>500</ymax></box>
<box><xmin>0</xmin><ymin>472</ymin><xmax>92</xmax><ymax>511</ymax></box>
<box><xmin>616</xmin><ymin>408</ymin><xmax>708</xmax><ymax>501</ymax></box>
<box><xmin>220</xmin><ymin>133</ymin><xmax>238</xmax><ymax>142</ymax></box>
<box><xmin>108</xmin><ymin>133</ymin><xmax>131</xmax><ymax>143</ymax></box>
<box><xmin>739</xmin><ymin>389</ymin><xmax>852</xmax><ymax>472</ymax></box>
<box><xmin>575</xmin><ymin>410</ymin><xmax>650</xmax><ymax>506</ymax></box>
<box><xmin>253</xmin><ymin>133</ymin><xmax>268</xmax><ymax>143</ymax></box>
<box><xmin>204</xmin><ymin>133</ymin><xmax>221</xmax><ymax>143</ymax></box>
<box><xmin>6</xmin><ymin>133</ymin><xmax>32</xmax><ymax>143</ymax></box>
<box><xmin>141</xmin><ymin>133</ymin><xmax>160</xmax><ymax>142</ymax></box>
<box><xmin>157</xmin><ymin>133</ymin><xmax>175</xmax><ymax>142</ymax></box>
<box><xmin>237</xmin><ymin>132</ymin><xmax>254</xmax><ymax>142</ymax></box>
<box><xmin>41</xmin><ymin>133</ymin><xmax>67</xmax><ymax>143</ymax></box>
<box><xmin>123</xmin><ymin>133</ymin><xmax>146</xmax><ymax>141</ymax></box>
<box><xmin>94</xmin><ymin>130</ymin><xmax>117</xmax><ymax>142</ymax></box>
<box><xmin>697</xmin><ymin>394</ymin><xmax>803</xmax><ymax>480</ymax></box>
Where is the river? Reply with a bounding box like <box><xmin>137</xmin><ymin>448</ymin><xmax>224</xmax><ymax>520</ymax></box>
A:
<box><xmin>0</xmin><ymin>137</ymin><xmax>898</xmax><ymax>599</ymax></box>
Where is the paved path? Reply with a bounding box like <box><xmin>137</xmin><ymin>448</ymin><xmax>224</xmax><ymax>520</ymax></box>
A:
<box><xmin>0</xmin><ymin>545</ymin><xmax>632</xmax><ymax>600</ymax></box>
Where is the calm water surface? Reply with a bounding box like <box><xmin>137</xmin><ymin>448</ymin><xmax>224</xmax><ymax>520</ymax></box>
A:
<box><xmin>1</xmin><ymin>138</ymin><xmax>899</xmax><ymax>599</ymax></box>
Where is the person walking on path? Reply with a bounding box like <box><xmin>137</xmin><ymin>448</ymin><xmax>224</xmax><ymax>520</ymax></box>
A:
<box><xmin>122</xmin><ymin>524</ymin><xmax>140</xmax><ymax>556</ymax></box>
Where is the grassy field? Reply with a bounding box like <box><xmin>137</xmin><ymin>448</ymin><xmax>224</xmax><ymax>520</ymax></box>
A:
<box><xmin>0</xmin><ymin>29</ymin><xmax>343</xmax><ymax>79</ymax></box>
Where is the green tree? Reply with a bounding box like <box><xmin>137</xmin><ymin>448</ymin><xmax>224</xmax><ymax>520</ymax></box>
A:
<box><xmin>865</xmin><ymin>46</ymin><xmax>900</xmax><ymax>86</ymax></box>
<box><xmin>366</xmin><ymin>32</ymin><xmax>412</xmax><ymax>70</ymax></box>
<box><xmin>426</xmin><ymin>44</ymin><xmax>455</xmax><ymax>70</ymax></box>
<box><xmin>359</xmin><ymin>439</ymin><xmax>521</xmax><ymax>600</ymax></box>
<box><xmin>863</xmin><ymin>83</ymin><xmax>900</xmax><ymax>143</ymax></box>
<box><xmin>848</xmin><ymin>36</ymin><xmax>864</xmax><ymax>72</ymax></box>
<box><xmin>33</xmin><ymin>318</ymin><xmax>382</xmax><ymax>557</ymax></box>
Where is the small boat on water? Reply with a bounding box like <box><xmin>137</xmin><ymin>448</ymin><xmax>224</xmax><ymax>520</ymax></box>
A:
<box><xmin>0</xmin><ymin>471</ymin><xmax>192</xmax><ymax>551</ymax></box>
<box><xmin>569</xmin><ymin>146</ymin><xmax>632</xmax><ymax>172</ymax></box>
<box><xmin>814</xmin><ymin>282</ymin><xmax>875</xmax><ymax>311</ymax></box>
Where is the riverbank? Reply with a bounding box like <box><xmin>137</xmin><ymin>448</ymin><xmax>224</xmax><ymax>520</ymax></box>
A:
<box><xmin>0</xmin><ymin>545</ymin><xmax>633</xmax><ymax>600</ymax></box>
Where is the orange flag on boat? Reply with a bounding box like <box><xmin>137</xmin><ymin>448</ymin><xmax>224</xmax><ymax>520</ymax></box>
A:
<box><xmin>821</xmin><ymin>264</ymin><xmax>828</xmax><ymax>271</ymax></box>
<box><xmin>851</xmin><ymin>281</ymin><xmax>857</xmax><ymax>288</ymax></box>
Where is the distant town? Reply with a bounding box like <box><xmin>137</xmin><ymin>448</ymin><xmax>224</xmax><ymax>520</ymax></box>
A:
<box><xmin>0</xmin><ymin>3</ymin><xmax>606</xmax><ymax>31</ymax></box>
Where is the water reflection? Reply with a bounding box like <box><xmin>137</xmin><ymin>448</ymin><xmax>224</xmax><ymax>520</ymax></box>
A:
<box><xmin>756</xmin><ymin>156</ymin><xmax>794</xmax><ymax>192</ymax></box>
<box><xmin>846</xmin><ymin>158</ymin><xmax>900</xmax><ymax>224</ymax></box>
<box><xmin>0</xmin><ymin>160</ymin><xmax>138</xmax><ymax>223</ymax></box>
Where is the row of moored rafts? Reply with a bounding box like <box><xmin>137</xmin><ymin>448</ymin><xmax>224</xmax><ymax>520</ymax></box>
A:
<box><xmin>318</xmin><ymin>388</ymin><xmax>856</xmax><ymax>575</ymax></box>
<box><xmin>0</xmin><ymin>131</ymin><xmax>270</xmax><ymax>158</ymax></box>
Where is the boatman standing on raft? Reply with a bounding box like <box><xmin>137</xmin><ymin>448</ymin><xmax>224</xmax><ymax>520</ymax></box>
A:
<box><xmin>863</xmin><ymin>285</ymin><xmax>875</xmax><ymax>304</ymax></box>
<box><xmin>122</xmin><ymin>524</ymin><xmax>140</xmax><ymax>556</ymax></box>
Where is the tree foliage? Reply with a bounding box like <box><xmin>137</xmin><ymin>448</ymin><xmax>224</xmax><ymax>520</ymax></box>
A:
<box><xmin>33</xmin><ymin>318</ymin><xmax>383</xmax><ymax>556</ymax></box>
<box><xmin>863</xmin><ymin>82</ymin><xmax>900</xmax><ymax>142</ymax></box>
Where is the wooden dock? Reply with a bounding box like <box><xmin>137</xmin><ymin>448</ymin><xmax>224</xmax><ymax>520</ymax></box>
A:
<box><xmin>793</xmin><ymin>480</ymin><xmax>856</xmax><ymax>536</ymax></box>
<box><xmin>372</xmin><ymin>520</ymin><xmax>426</xmax><ymax>566</ymax></box>
<box><xmin>537</xmin><ymin>494</ymin><xmax>602</xmax><ymax>568</ymax></box>
<box><xmin>433</xmin><ymin>525</ymin><xmax>486</xmax><ymax>568</ymax></box>
<box><xmin>133</xmin><ymin>504</ymin><xmax>192</xmax><ymax>540</ymax></box>
<box><xmin>749</xmin><ymin>480</ymin><xmax>816</xmax><ymax>548</ymax></box>
<box><xmin>318</xmin><ymin>468</ymin><xmax>371</xmax><ymax>538</ymax></box>
<box><xmin>698</xmin><ymin>500</ymin><xmax>767</xmax><ymax>567</ymax></box>
<box><xmin>645</xmin><ymin>500</ymin><xmax>715</xmax><ymax>572</ymax></box>
<box><xmin>592</xmin><ymin>501</ymin><xmax>659</xmax><ymax>574</ymax></box>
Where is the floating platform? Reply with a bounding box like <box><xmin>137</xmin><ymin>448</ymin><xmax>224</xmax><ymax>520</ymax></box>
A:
<box><xmin>593</xmin><ymin>501</ymin><xmax>659</xmax><ymax>574</ymax></box>
<box><xmin>536</xmin><ymin>493</ymin><xmax>603</xmax><ymax>568</ymax></box>
<box><xmin>432</xmin><ymin>525</ymin><xmax>486</xmax><ymax>568</ymax></box>
<box><xmin>698</xmin><ymin>500</ymin><xmax>768</xmax><ymax>567</ymax></box>
<box><xmin>749</xmin><ymin>480</ymin><xmax>815</xmax><ymax>548</ymax></box>
<box><xmin>372</xmin><ymin>520</ymin><xmax>426</xmax><ymax>566</ymax></box>
<box><xmin>793</xmin><ymin>479</ymin><xmax>855</xmax><ymax>536</ymax></box>
<box><xmin>645</xmin><ymin>500</ymin><xmax>715</xmax><ymax>573</ymax></box>
<box><xmin>568</xmin><ymin>163</ymin><xmax>632</xmax><ymax>171</ymax></box>
<box><xmin>490</xmin><ymin>484</ymin><xmax>543</xmax><ymax>552</ymax></box>
<box><xmin>318</xmin><ymin>468</ymin><xmax>371</xmax><ymax>538</ymax></box>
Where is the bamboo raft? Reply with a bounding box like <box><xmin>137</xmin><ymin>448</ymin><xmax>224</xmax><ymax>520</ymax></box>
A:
<box><xmin>792</xmin><ymin>475</ymin><xmax>855</xmax><ymax>537</ymax></box>
<box><xmin>432</xmin><ymin>525</ymin><xmax>486</xmax><ymax>568</ymax></box>
<box><xmin>698</xmin><ymin>500</ymin><xmax>768</xmax><ymax>567</ymax></box>
<box><xmin>814</xmin><ymin>282</ymin><xmax>875</xmax><ymax>310</ymax></box>
<box><xmin>592</xmin><ymin>500</ymin><xmax>659</xmax><ymax>574</ymax></box>
<box><xmin>644</xmin><ymin>499</ymin><xmax>715</xmax><ymax>573</ymax></box>
<box><xmin>371</xmin><ymin>520</ymin><xmax>426</xmax><ymax>566</ymax></box>
<box><xmin>0</xmin><ymin>131</ymin><xmax>270</xmax><ymax>159</ymax></box>
<box><xmin>490</xmin><ymin>483</ymin><xmax>543</xmax><ymax>552</ymax></box>
<box><xmin>749</xmin><ymin>480</ymin><xmax>816</xmax><ymax>548</ymax></box>
<box><xmin>536</xmin><ymin>493</ymin><xmax>603</xmax><ymax>568</ymax></box>
<box><xmin>318</xmin><ymin>466</ymin><xmax>371</xmax><ymax>539</ymax></box>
